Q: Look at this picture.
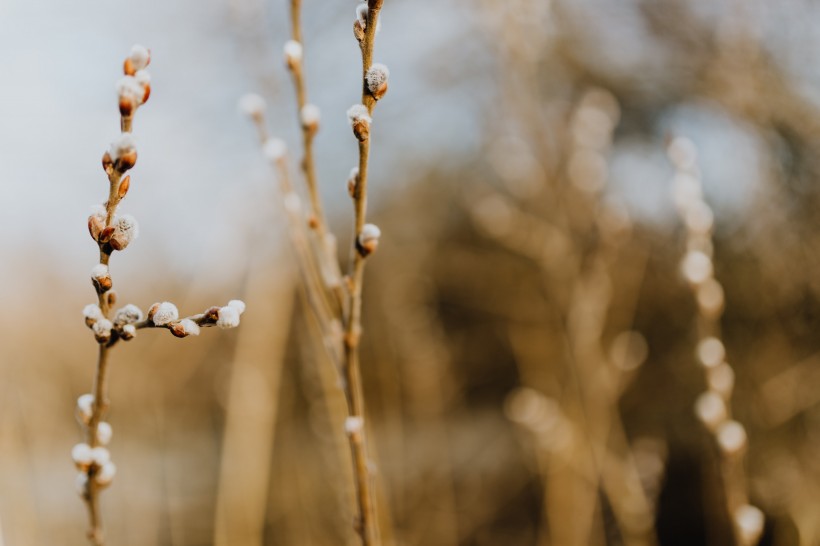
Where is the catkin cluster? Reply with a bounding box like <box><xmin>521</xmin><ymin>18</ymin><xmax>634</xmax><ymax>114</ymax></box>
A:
<box><xmin>669</xmin><ymin>137</ymin><xmax>764</xmax><ymax>546</ymax></box>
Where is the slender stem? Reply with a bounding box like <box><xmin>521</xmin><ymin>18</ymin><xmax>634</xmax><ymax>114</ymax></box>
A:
<box><xmin>340</xmin><ymin>3</ymin><xmax>384</xmax><ymax>544</ymax></box>
<box><xmin>288</xmin><ymin>0</ymin><xmax>329</xmax><ymax>245</ymax></box>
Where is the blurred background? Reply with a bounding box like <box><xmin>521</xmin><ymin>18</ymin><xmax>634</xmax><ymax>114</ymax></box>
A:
<box><xmin>2</xmin><ymin>0</ymin><xmax>820</xmax><ymax>544</ymax></box>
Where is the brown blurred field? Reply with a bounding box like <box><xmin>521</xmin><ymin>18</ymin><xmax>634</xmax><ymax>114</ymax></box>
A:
<box><xmin>3</xmin><ymin>0</ymin><xmax>820</xmax><ymax>545</ymax></box>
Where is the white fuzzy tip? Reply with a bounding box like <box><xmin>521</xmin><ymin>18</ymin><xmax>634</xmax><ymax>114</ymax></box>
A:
<box><xmin>681</xmin><ymin>250</ymin><xmax>712</xmax><ymax>285</ymax></box>
<box><xmin>83</xmin><ymin>304</ymin><xmax>103</xmax><ymax>321</ymax></box>
<box><xmin>96</xmin><ymin>462</ymin><xmax>117</xmax><ymax>486</ymax></box>
<box><xmin>694</xmin><ymin>391</ymin><xmax>727</xmax><ymax>432</ymax></box>
<box><xmin>300</xmin><ymin>104</ymin><xmax>321</xmax><ymax>127</ymax></box>
<box><xmin>152</xmin><ymin>302</ymin><xmax>179</xmax><ymax>326</ymax></box>
<box><xmin>90</xmin><ymin>446</ymin><xmax>110</xmax><ymax>467</ymax></box>
<box><xmin>228</xmin><ymin>300</ymin><xmax>246</xmax><ymax>315</ymax></box>
<box><xmin>356</xmin><ymin>3</ymin><xmax>368</xmax><ymax>26</ymax></box>
<box><xmin>697</xmin><ymin>337</ymin><xmax>726</xmax><ymax>368</ymax></box>
<box><xmin>72</xmin><ymin>443</ymin><xmax>94</xmax><ymax>468</ymax></box>
<box><xmin>263</xmin><ymin>138</ymin><xmax>287</xmax><ymax>162</ymax></box>
<box><xmin>366</xmin><ymin>63</ymin><xmax>389</xmax><ymax>93</ymax></box>
<box><xmin>92</xmin><ymin>319</ymin><xmax>113</xmax><ymax>340</ymax></box>
<box><xmin>130</xmin><ymin>44</ymin><xmax>150</xmax><ymax>70</ymax></box>
<box><xmin>180</xmin><ymin>318</ymin><xmax>200</xmax><ymax>336</ymax></box>
<box><xmin>345</xmin><ymin>416</ymin><xmax>364</xmax><ymax>435</ymax></box>
<box><xmin>109</xmin><ymin>133</ymin><xmax>136</xmax><ymax>160</ymax></box>
<box><xmin>283</xmin><ymin>40</ymin><xmax>303</xmax><ymax>63</ymax></box>
<box><xmin>90</xmin><ymin>264</ymin><xmax>109</xmax><ymax>281</ymax></box>
<box><xmin>111</xmin><ymin>214</ymin><xmax>139</xmax><ymax>250</ymax></box>
<box><xmin>77</xmin><ymin>394</ymin><xmax>95</xmax><ymax>422</ymax></box>
<box><xmin>216</xmin><ymin>306</ymin><xmax>240</xmax><ymax>329</ymax></box>
<box><xmin>97</xmin><ymin>422</ymin><xmax>113</xmax><ymax>445</ymax></box>
<box><xmin>347</xmin><ymin>104</ymin><xmax>372</xmax><ymax>125</ymax></box>
<box><xmin>716</xmin><ymin>420</ymin><xmax>747</xmax><ymax>456</ymax></box>
<box><xmin>239</xmin><ymin>93</ymin><xmax>266</xmax><ymax>117</ymax></box>
<box><xmin>359</xmin><ymin>223</ymin><xmax>381</xmax><ymax>244</ymax></box>
<box><xmin>114</xmin><ymin>304</ymin><xmax>143</xmax><ymax>326</ymax></box>
<box><xmin>735</xmin><ymin>504</ymin><xmax>764</xmax><ymax>545</ymax></box>
<box><xmin>116</xmin><ymin>75</ymin><xmax>145</xmax><ymax>105</ymax></box>
<box><xmin>134</xmin><ymin>69</ymin><xmax>151</xmax><ymax>86</ymax></box>
<box><xmin>122</xmin><ymin>324</ymin><xmax>136</xmax><ymax>339</ymax></box>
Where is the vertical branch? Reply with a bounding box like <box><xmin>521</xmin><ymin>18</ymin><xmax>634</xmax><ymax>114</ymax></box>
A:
<box><xmin>287</xmin><ymin>0</ymin><xmax>330</xmax><ymax>245</ymax></box>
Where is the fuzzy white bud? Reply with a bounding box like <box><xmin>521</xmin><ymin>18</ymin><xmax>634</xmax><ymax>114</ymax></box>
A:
<box><xmin>216</xmin><ymin>306</ymin><xmax>240</xmax><ymax>329</ymax></box>
<box><xmin>697</xmin><ymin>337</ymin><xmax>726</xmax><ymax>368</ymax></box>
<box><xmin>110</xmin><ymin>214</ymin><xmax>139</xmax><ymax>251</ymax></box>
<box><xmin>263</xmin><ymin>138</ymin><xmax>287</xmax><ymax>162</ymax></box>
<box><xmin>109</xmin><ymin>133</ymin><xmax>136</xmax><ymax>161</ymax></box>
<box><xmin>681</xmin><ymin>250</ymin><xmax>712</xmax><ymax>285</ymax></box>
<box><xmin>90</xmin><ymin>446</ymin><xmax>110</xmax><ymax>467</ymax></box>
<box><xmin>356</xmin><ymin>3</ymin><xmax>368</xmax><ymax>26</ymax></box>
<box><xmin>134</xmin><ymin>69</ymin><xmax>150</xmax><ymax>86</ymax></box>
<box><xmin>96</xmin><ymin>462</ymin><xmax>117</xmax><ymax>487</ymax></box>
<box><xmin>152</xmin><ymin>302</ymin><xmax>179</xmax><ymax>326</ymax></box>
<box><xmin>97</xmin><ymin>422</ymin><xmax>113</xmax><ymax>445</ymax></box>
<box><xmin>77</xmin><ymin>394</ymin><xmax>95</xmax><ymax>423</ymax></box>
<box><xmin>300</xmin><ymin>104</ymin><xmax>321</xmax><ymax>128</ymax></box>
<box><xmin>360</xmin><ymin>223</ymin><xmax>381</xmax><ymax>243</ymax></box>
<box><xmin>347</xmin><ymin>104</ymin><xmax>372</xmax><ymax>125</ymax></box>
<box><xmin>114</xmin><ymin>304</ymin><xmax>143</xmax><ymax>326</ymax></box>
<box><xmin>708</xmin><ymin>362</ymin><xmax>735</xmax><ymax>399</ymax></box>
<box><xmin>92</xmin><ymin>319</ymin><xmax>113</xmax><ymax>342</ymax></box>
<box><xmin>716</xmin><ymin>420</ymin><xmax>747</xmax><ymax>456</ymax></box>
<box><xmin>228</xmin><ymin>300</ymin><xmax>246</xmax><ymax>315</ymax></box>
<box><xmin>179</xmin><ymin>318</ymin><xmax>200</xmax><ymax>336</ymax></box>
<box><xmin>283</xmin><ymin>40</ymin><xmax>303</xmax><ymax>65</ymax></box>
<box><xmin>366</xmin><ymin>63</ymin><xmax>389</xmax><ymax>94</ymax></box>
<box><xmin>734</xmin><ymin>504</ymin><xmax>764</xmax><ymax>545</ymax></box>
<box><xmin>116</xmin><ymin>76</ymin><xmax>145</xmax><ymax>106</ymax></box>
<box><xmin>130</xmin><ymin>44</ymin><xmax>150</xmax><ymax>71</ymax></box>
<box><xmin>345</xmin><ymin>416</ymin><xmax>364</xmax><ymax>435</ymax></box>
<box><xmin>122</xmin><ymin>324</ymin><xmax>136</xmax><ymax>340</ymax></box>
<box><xmin>238</xmin><ymin>93</ymin><xmax>266</xmax><ymax>117</ymax></box>
<box><xmin>72</xmin><ymin>443</ymin><xmax>94</xmax><ymax>469</ymax></box>
<box><xmin>694</xmin><ymin>391</ymin><xmax>727</xmax><ymax>432</ymax></box>
<box><xmin>91</xmin><ymin>264</ymin><xmax>109</xmax><ymax>281</ymax></box>
<box><xmin>83</xmin><ymin>304</ymin><xmax>103</xmax><ymax>322</ymax></box>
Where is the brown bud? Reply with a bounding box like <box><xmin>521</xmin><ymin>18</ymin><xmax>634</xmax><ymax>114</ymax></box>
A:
<box><xmin>169</xmin><ymin>322</ymin><xmax>188</xmax><ymax>338</ymax></box>
<box><xmin>120</xmin><ymin>326</ymin><xmax>135</xmax><ymax>341</ymax></box>
<box><xmin>371</xmin><ymin>81</ymin><xmax>388</xmax><ymax>101</ymax></box>
<box><xmin>88</xmin><ymin>215</ymin><xmax>105</xmax><ymax>241</ymax></box>
<box><xmin>102</xmin><ymin>151</ymin><xmax>113</xmax><ymax>173</ymax></box>
<box><xmin>147</xmin><ymin>302</ymin><xmax>161</xmax><ymax>322</ymax></box>
<box><xmin>118</xmin><ymin>176</ymin><xmax>130</xmax><ymax>199</ymax></box>
<box><xmin>92</xmin><ymin>275</ymin><xmax>113</xmax><ymax>293</ymax></box>
<box><xmin>308</xmin><ymin>215</ymin><xmax>319</xmax><ymax>230</ymax></box>
<box><xmin>353</xmin><ymin>20</ymin><xmax>365</xmax><ymax>42</ymax></box>
<box><xmin>85</xmin><ymin>316</ymin><xmax>97</xmax><ymax>328</ymax></box>
<box><xmin>358</xmin><ymin>239</ymin><xmax>378</xmax><ymax>256</ymax></box>
<box><xmin>141</xmin><ymin>84</ymin><xmax>151</xmax><ymax>104</ymax></box>
<box><xmin>107</xmin><ymin>291</ymin><xmax>117</xmax><ymax>307</ymax></box>
<box><xmin>205</xmin><ymin>306</ymin><xmax>221</xmax><ymax>323</ymax></box>
<box><xmin>123</xmin><ymin>58</ymin><xmax>136</xmax><ymax>76</ymax></box>
<box><xmin>119</xmin><ymin>96</ymin><xmax>134</xmax><ymax>118</ymax></box>
<box><xmin>99</xmin><ymin>226</ymin><xmax>115</xmax><ymax>244</ymax></box>
<box><xmin>116</xmin><ymin>150</ymin><xmax>137</xmax><ymax>172</ymax></box>
<box><xmin>352</xmin><ymin>118</ymin><xmax>370</xmax><ymax>142</ymax></box>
